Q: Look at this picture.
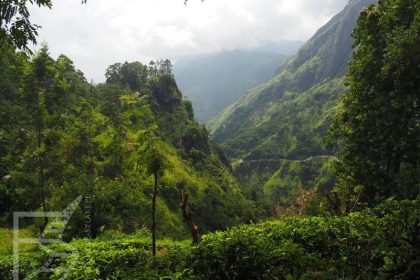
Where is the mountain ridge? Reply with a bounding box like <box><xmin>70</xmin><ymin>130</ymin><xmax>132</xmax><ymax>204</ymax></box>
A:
<box><xmin>209</xmin><ymin>0</ymin><xmax>377</xmax><ymax>205</ymax></box>
<box><xmin>210</xmin><ymin>0</ymin><xmax>376</xmax><ymax>159</ymax></box>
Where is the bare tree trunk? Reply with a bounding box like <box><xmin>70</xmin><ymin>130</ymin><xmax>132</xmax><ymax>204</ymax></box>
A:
<box><xmin>180</xmin><ymin>189</ymin><xmax>200</xmax><ymax>245</ymax></box>
<box><xmin>152</xmin><ymin>169</ymin><xmax>158</xmax><ymax>256</ymax></box>
<box><xmin>326</xmin><ymin>192</ymin><xmax>342</xmax><ymax>215</ymax></box>
<box><xmin>38</xmin><ymin>128</ymin><xmax>48</xmax><ymax>233</ymax></box>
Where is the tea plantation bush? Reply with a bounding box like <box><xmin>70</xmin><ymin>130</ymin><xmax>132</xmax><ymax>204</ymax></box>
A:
<box><xmin>188</xmin><ymin>199</ymin><xmax>420</xmax><ymax>279</ymax></box>
<box><xmin>0</xmin><ymin>231</ymin><xmax>191</xmax><ymax>280</ymax></box>
<box><xmin>1</xmin><ymin>199</ymin><xmax>418</xmax><ymax>279</ymax></box>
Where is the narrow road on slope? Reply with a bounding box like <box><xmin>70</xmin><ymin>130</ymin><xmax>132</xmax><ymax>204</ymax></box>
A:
<box><xmin>230</xmin><ymin>155</ymin><xmax>338</xmax><ymax>164</ymax></box>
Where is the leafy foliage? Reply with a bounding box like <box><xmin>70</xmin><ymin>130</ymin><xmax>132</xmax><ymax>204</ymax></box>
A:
<box><xmin>187</xmin><ymin>199</ymin><xmax>420</xmax><ymax>280</ymax></box>
<box><xmin>0</xmin><ymin>45</ymin><xmax>257</xmax><ymax>239</ymax></box>
<box><xmin>328</xmin><ymin>0</ymin><xmax>420</xmax><ymax>204</ymax></box>
<box><xmin>0</xmin><ymin>0</ymin><xmax>53</xmax><ymax>51</ymax></box>
<box><xmin>0</xmin><ymin>199</ymin><xmax>418</xmax><ymax>279</ymax></box>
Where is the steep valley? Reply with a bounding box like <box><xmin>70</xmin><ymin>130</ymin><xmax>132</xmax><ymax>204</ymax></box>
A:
<box><xmin>210</xmin><ymin>0</ymin><xmax>377</xmax><ymax>206</ymax></box>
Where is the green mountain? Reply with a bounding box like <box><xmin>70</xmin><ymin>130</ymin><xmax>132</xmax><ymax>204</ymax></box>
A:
<box><xmin>173</xmin><ymin>50</ymin><xmax>289</xmax><ymax>122</ymax></box>
<box><xmin>210</xmin><ymin>0</ymin><xmax>377</xmax><ymax>204</ymax></box>
<box><xmin>0</xmin><ymin>48</ymin><xmax>257</xmax><ymax>239</ymax></box>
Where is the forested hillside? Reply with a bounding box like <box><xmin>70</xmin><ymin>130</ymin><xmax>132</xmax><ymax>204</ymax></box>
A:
<box><xmin>210</xmin><ymin>0</ymin><xmax>376</xmax><ymax>206</ymax></box>
<box><xmin>173</xmin><ymin>50</ymin><xmax>287</xmax><ymax>122</ymax></box>
<box><xmin>0</xmin><ymin>0</ymin><xmax>418</xmax><ymax>279</ymax></box>
<box><xmin>0</xmin><ymin>46</ymin><xmax>257</xmax><ymax>239</ymax></box>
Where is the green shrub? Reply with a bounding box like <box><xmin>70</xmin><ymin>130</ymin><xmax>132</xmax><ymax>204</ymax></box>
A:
<box><xmin>1</xmin><ymin>199</ymin><xmax>418</xmax><ymax>279</ymax></box>
<box><xmin>49</xmin><ymin>232</ymin><xmax>190</xmax><ymax>280</ymax></box>
<box><xmin>187</xmin><ymin>199</ymin><xmax>419</xmax><ymax>280</ymax></box>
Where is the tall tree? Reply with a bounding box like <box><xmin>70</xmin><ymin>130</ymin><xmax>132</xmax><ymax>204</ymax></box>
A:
<box><xmin>0</xmin><ymin>44</ymin><xmax>29</xmax><ymax>220</ymax></box>
<box><xmin>23</xmin><ymin>45</ymin><xmax>57</xmax><ymax>231</ymax></box>
<box><xmin>141</xmin><ymin>136</ymin><xmax>166</xmax><ymax>256</ymax></box>
<box><xmin>328</xmin><ymin>0</ymin><xmax>420</xmax><ymax>205</ymax></box>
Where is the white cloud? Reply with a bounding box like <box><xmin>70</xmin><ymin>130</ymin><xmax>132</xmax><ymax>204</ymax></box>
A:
<box><xmin>29</xmin><ymin>0</ymin><xmax>349</xmax><ymax>82</ymax></box>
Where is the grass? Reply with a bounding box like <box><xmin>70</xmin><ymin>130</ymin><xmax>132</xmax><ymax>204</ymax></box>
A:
<box><xmin>0</xmin><ymin>227</ymin><xmax>37</xmax><ymax>254</ymax></box>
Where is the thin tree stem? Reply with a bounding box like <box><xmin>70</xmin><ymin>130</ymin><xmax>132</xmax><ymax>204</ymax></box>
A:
<box><xmin>152</xmin><ymin>169</ymin><xmax>158</xmax><ymax>256</ymax></box>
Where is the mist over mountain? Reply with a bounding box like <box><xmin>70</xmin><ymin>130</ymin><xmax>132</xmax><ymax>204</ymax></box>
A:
<box><xmin>245</xmin><ymin>40</ymin><xmax>304</xmax><ymax>55</ymax></box>
<box><xmin>173</xmin><ymin>47</ymin><xmax>296</xmax><ymax>123</ymax></box>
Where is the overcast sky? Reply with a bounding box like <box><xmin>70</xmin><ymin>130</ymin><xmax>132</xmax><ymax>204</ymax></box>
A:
<box><xmin>29</xmin><ymin>0</ymin><xmax>349</xmax><ymax>82</ymax></box>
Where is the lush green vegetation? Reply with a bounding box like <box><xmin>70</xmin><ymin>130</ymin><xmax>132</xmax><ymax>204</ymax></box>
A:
<box><xmin>0</xmin><ymin>44</ymin><xmax>258</xmax><ymax>239</ymax></box>
<box><xmin>0</xmin><ymin>0</ymin><xmax>418</xmax><ymax>279</ymax></box>
<box><xmin>327</xmin><ymin>0</ymin><xmax>420</xmax><ymax>205</ymax></box>
<box><xmin>232</xmin><ymin>157</ymin><xmax>336</xmax><ymax>214</ymax></box>
<box><xmin>211</xmin><ymin>0</ymin><xmax>419</xmax><ymax>213</ymax></box>
<box><xmin>210</xmin><ymin>0</ymin><xmax>376</xmax><ymax>207</ymax></box>
<box><xmin>0</xmin><ymin>199</ymin><xmax>418</xmax><ymax>279</ymax></box>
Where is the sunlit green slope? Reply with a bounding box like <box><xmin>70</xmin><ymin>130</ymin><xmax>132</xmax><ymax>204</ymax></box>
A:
<box><xmin>209</xmin><ymin>0</ymin><xmax>376</xmax><ymax>203</ymax></box>
<box><xmin>0</xmin><ymin>49</ymin><xmax>257</xmax><ymax>240</ymax></box>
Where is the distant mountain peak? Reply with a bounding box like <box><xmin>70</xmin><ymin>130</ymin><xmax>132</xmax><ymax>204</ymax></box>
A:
<box><xmin>208</xmin><ymin>0</ymin><xmax>377</xmax><ymax>196</ymax></box>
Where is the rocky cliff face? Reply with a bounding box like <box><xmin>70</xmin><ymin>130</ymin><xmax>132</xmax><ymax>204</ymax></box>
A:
<box><xmin>209</xmin><ymin>0</ymin><xmax>377</xmax><ymax>204</ymax></box>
